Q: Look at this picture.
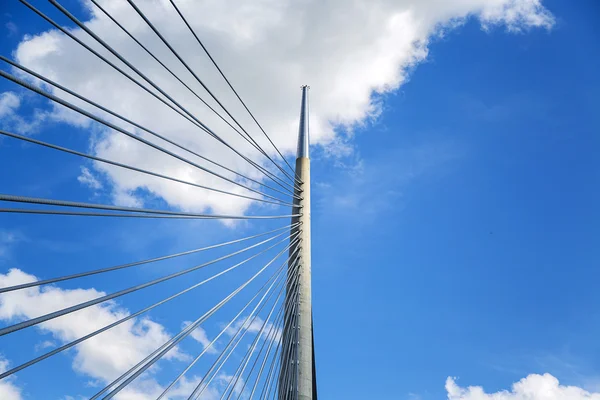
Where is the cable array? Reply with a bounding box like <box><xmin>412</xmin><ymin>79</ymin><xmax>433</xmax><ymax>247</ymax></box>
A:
<box><xmin>0</xmin><ymin>0</ymin><xmax>311</xmax><ymax>398</ymax></box>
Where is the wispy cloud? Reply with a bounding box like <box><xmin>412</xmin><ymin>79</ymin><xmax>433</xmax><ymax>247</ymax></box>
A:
<box><xmin>5</xmin><ymin>21</ymin><xmax>18</xmax><ymax>37</ymax></box>
<box><xmin>34</xmin><ymin>340</ymin><xmax>56</xmax><ymax>352</ymax></box>
<box><xmin>182</xmin><ymin>321</ymin><xmax>219</xmax><ymax>355</ymax></box>
<box><xmin>77</xmin><ymin>166</ymin><xmax>103</xmax><ymax>190</ymax></box>
<box><xmin>0</xmin><ymin>230</ymin><xmax>25</xmax><ymax>259</ymax></box>
<box><xmin>316</xmin><ymin>138</ymin><xmax>464</xmax><ymax>221</ymax></box>
<box><xmin>459</xmin><ymin>92</ymin><xmax>552</xmax><ymax>124</ymax></box>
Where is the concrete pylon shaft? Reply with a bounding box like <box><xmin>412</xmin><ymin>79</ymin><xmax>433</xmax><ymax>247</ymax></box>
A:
<box><xmin>280</xmin><ymin>85</ymin><xmax>312</xmax><ymax>400</ymax></box>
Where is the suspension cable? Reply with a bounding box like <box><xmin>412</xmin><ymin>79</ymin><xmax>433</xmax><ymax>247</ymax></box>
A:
<box><xmin>246</xmin><ymin>310</ymin><xmax>284</xmax><ymax>399</ymax></box>
<box><xmin>168</xmin><ymin>0</ymin><xmax>301</xmax><ymax>183</ymax></box>
<box><xmin>0</xmin><ymin>224</ymin><xmax>298</xmax><ymax>294</ymax></box>
<box><xmin>158</xmin><ymin>249</ymin><xmax>296</xmax><ymax>399</ymax></box>
<box><xmin>86</xmin><ymin>0</ymin><xmax>300</xmax><ymax>194</ymax></box>
<box><xmin>226</xmin><ymin>278</ymin><xmax>300</xmax><ymax>400</ymax></box>
<box><xmin>0</xmin><ymin>129</ymin><xmax>297</xmax><ymax>209</ymax></box>
<box><xmin>230</xmin><ymin>298</ymin><xmax>286</xmax><ymax>400</ymax></box>
<box><xmin>254</xmin><ymin>318</ymin><xmax>284</xmax><ymax>400</ymax></box>
<box><xmin>258</xmin><ymin>324</ymin><xmax>281</xmax><ymax>400</ymax></box>
<box><xmin>0</xmin><ymin>194</ymin><xmax>300</xmax><ymax>220</ymax></box>
<box><xmin>277</xmin><ymin>264</ymin><xmax>302</xmax><ymax>399</ymax></box>
<box><xmin>31</xmin><ymin>0</ymin><xmax>298</xmax><ymax>198</ymax></box>
<box><xmin>0</xmin><ymin>232</ymin><xmax>298</xmax><ymax>337</ymax></box>
<box><xmin>0</xmin><ymin>56</ymin><xmax>299</xmax><ymax>198</ymax></box>
<box><xmin>0</xmin><ymin>236</ymin><xmax>300</xmax><ymax>381</ymax></box>
<box><xmin>212</xmin><ymin>260</ymin><xmax>301</xmax><ymax>400</ymax></box>
<box><xmin>221</xmin><ymin>287</ymin><xmax>284</xmax><ymax>400</ymax></box>
<box><xmin>188</xmin><ymin>254</ymin><xmax>300</xmax><ymax>399</ymax></box>
<box><xmin>118</xmin><ymin>0</ymin><xmax>298</xmax><ymax>190</ymax></box>
<box><xmin>0</xmin><ymin>69</ymin><xmax>297</xmax><ymax>203</ymax></box>
<box><xmin>96</xmin><ymin>239</ymin><xmax>300</xmax><ymax>400</ymax></box>
<box><xmin>0</xmin><ymin>208</ymin><xmax>300</xmax><ymax>219</ymax></box>
<box><xmin>263</xmin><ymin>238</ymin><xmax>303</xmax><ymax>400</ymax></box>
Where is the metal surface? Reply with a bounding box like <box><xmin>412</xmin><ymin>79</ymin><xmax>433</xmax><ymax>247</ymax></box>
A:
<box><xmin>297</xmin><ymin>86</ymin><xmax>310</xmax><ymax>159</ymax></box>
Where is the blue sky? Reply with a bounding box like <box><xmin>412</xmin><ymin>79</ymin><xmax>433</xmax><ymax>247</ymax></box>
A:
<box><xmin>1</xmin><ymin>0</ymin><xmax>599</xmax><ymax>399</ymax></box>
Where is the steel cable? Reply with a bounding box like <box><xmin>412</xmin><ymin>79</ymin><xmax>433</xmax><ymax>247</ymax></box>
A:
<box><xmin>0</xmin><ymin>68</ymin><xmax>296</xmax><ymax>203</ymax></box>
<box><xmin>0</xmin><ymin>57</ymin><xmax>299</xmax><ymax>200</ymax></box>
<box><xmin>0</xmin><ymin>129</ymin><xmax>298</xmax><ymax>209</ymax></box>
<box><xmin>36</xmin><ymin>0</ymin><xmax>298</xmax><ymax>199</ymax></box>
<box><xmin>0</xmin><ymin>231</ymin><xmax>298</xmax><ymax>337</ymax></box>
<box><xmin>186</xmin><ymin>255</ymin><xmax>300</xmax><ymax>400</ymax></box>
<box><xmin>159</xmin><ymin>254</ymin><xmax>296</xmax><ymax>400</ymax></box>
<box><xmin>0</xmin><ymin>194</ymin><xmax>300</xmax><ymax>220</ymax></box>
<box><xmin>119</xmin><ymin>0</ymin><xmax>299</xmax><ymax>191</ymax></box>
<box><xmin>168</xmin><ymin>0</ymin><xmax>301</xmax><ymax>184</ymax></box>
<box><xmin>0</xmin><ymin>235</ymin><xmax>299</xmax><ymax>380</ymax></box>
<box><xmin>0</xmin><ymin>224</ymin><xmax>298</xmax><ymax>294</ymax></box>
<box><xmin>96</xmin><ymin>238</ymin><xmax>300</xmax><ymax>400</ymax></box>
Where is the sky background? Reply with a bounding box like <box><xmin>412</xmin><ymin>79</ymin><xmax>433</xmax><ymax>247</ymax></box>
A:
<box><xmin>1</xmin><ymin>0</ymin><xmax>600</xmax><ymax>399</ymax></box>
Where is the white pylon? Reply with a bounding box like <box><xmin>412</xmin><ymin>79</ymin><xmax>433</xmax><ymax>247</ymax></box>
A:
<box><xmin>280</xmin><ymin>85</ymin><xmax>313</xmax><ymax>400</ymax></box>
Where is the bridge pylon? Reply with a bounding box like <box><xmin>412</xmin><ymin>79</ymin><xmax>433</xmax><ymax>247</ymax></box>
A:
<box><xmin>280</xmin><ymin>85</ymin><xmax>314</xmax><ymax>400</ymax></box>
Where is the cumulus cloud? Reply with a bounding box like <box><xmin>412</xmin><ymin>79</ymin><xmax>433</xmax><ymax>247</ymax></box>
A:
<box><xmin>0</xmin><ymin>268</ymin><xmax>195</xmax><ymax>399</ymax></box>
<box><xmin>7</xmin><ymin>0</ymin><xmax>553</xmax><ymax>216</ymax></box>
<box><xmin>446</xmin><ymin>374</ymin><xmax>600</xmax><ymax>400</ymax></box>
<box><xmin>0</xmin><ymin>356</ymin><xmax>23</xmax><ymax>400</ymax></box>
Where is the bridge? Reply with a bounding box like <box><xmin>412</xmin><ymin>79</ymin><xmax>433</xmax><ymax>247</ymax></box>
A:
<box><xmin>0</xmin><ymin>1</ymin><xmax>317</xmax><ymax>399</ymax></box>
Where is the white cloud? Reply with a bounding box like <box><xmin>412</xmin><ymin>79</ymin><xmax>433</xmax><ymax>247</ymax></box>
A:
<box><xmin>163</xmin><ymin>375</ymin><xmax>221</xmax><ymax>400</ymax></box>
<box><xmin>446</xmin><ymin>374</ymin><xmax>600</xmax><ymax>399</ymax></box>
<box><xmin>183</xmin><ymin>321</ymin><xmax>219</xmax><ymax>355</ymax></box>
<box><xmin>0</xmin><ymin>91</ymin><xmax>55</xmax><ymax>134</ymax></box>
<box><xmin>34</xmin><ymin>340</ymin><xmax>56</xmax><ymax>351</ymax></box>
<box><xmin>212</xmin><ymin>373</ymin><xmax>245</xmax><ymax>399</ymax></box>
<box><xmin>0</xmin><ymin>268</ymin><xmax>194</xmax><ymax>399</ymax></box>
<box><xmin>225</xmin><ymin>315</ymin><xmax>281</xmax><ymax>344</ymax></box>
<box><xmin>9</xmin><ymin>0</ymin><xmax>553</xmax><ymax>216</ymax></box>
<box><xmin>0</xmin><ymin>91</ymin><xmax>20</xmax><ymax>118</ymax></box>
<box><xmin>78</xmin><ymin>166</ymin><xmax>103</xmax><ymax>190</ymax></box>
<box><xmin>479</xmin><ymin>0</ymin><xmax>555</xmax><ymax>32</ymax></box>
<box><xmin>0</xmin><ymin>229</ymin><xmax>24</xmax><ymax>258</ymax></box>
<box><xmin>316</xmin><ymin>139</ymin><xmax>463</xmax><ymax>220</ymax></box>
<box><xmin>0</xmin><ymin>356</ymin><xmax>23</xmax><ymax>400</ymax></box>
<box><xmin>5</xmin><ymin>22</ymin><xmax>19</xmax><ymax>37</ymax></box>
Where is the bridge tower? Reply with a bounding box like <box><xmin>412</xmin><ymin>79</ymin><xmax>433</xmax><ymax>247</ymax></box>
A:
<box><xmin>280</xmin><ymin>85</ymin><xmax>314</xmax><ymax>399</ymax></box>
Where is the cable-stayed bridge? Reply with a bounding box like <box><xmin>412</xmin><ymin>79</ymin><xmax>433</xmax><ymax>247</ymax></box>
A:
<box><xmin>0</xmin><ymin>1</ymin><xmax>317</xmax><ymax>399</ymax></box>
